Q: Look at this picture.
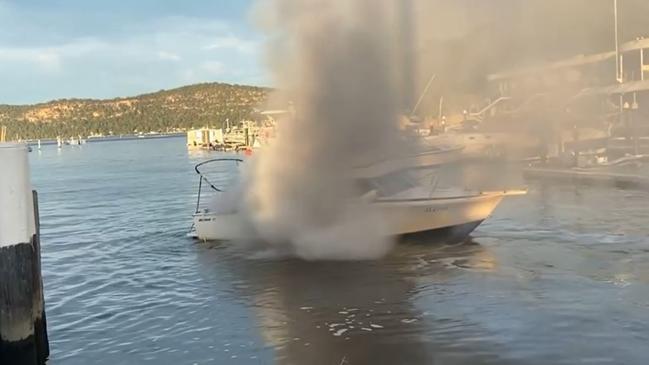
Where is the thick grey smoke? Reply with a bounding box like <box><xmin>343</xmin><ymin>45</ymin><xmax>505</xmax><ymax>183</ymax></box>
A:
<box><xmin>242</xmin><ymin>0</ymin><xmax>410</xmax><ymax>260</ymax></box>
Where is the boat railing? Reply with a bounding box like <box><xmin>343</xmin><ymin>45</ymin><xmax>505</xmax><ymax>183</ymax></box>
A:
<box><xmin>468</xmin><ymin>97</ymin><xmax>512</xmax><ymax>122</ymax></box>
<box><xmin>367</xmin><ymin>167</ymin><xmax>444</xmax><ymax>200</ymax></box>
<box><xmin>193</xmin><ymin>158</ymin><xmax>244</xmax><ymax>214</ymax></box>
<box><xmin>414</xmin><ymin>168</ymin><xmax>441</xmax><ymax>198</ymax></box>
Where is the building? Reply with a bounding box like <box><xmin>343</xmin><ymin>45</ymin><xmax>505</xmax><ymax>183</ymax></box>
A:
<box><xmin>187</xmin><ymin>128</ymin><xmax>224</xmax><ymax>149</ymax></box>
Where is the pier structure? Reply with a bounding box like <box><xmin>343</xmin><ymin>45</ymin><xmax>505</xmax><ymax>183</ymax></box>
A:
<box><xmin>0</xmin><ymin>143</ymin><xmax>49</xmax><ymax>365</ymax></box>
<box><xmin>481</xmin><ymin>33</ymin><xmax>649</xmax><ymax>160</ymax></box>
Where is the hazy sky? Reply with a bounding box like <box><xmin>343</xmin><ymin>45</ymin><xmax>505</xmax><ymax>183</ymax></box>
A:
<box><xmin>0</xmin><ymin>0</ymin><xmax>266</xmax><ymax>104</ymax></box>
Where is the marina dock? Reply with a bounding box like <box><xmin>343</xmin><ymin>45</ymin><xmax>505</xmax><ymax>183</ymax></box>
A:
<box><xmin>524</xmin><ymin>166</ymin><xmax>649</xmax><ymax>189</ymax></box>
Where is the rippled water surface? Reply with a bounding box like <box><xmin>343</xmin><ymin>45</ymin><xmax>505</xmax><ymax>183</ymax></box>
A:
<box><xmin>30</xmin><ymin>138</ymin><xmax>649</xmax><ymax>364</ymax></box>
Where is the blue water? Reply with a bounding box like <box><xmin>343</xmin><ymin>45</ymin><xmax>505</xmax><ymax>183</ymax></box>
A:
<box><xmin>29</xmin><ymin>137</ymin><xmax>649</xmax><ymax>364</ymax></box>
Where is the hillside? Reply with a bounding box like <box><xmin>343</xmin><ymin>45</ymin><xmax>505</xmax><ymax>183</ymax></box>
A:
<box><xmin>0</xmin><ymin>83</ymin><xmax>269</xmax><ymax>140</ymax></box>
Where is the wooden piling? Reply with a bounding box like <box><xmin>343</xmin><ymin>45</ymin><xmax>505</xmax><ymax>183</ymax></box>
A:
<box><xmin>0</xmin><ymin>143</ymin><xmax>49</xmax><ymax>365</ymax></box>
<box><xmin>31</xmin><ymin>191</ymin><xmax>49</xmax><ymax>364</ymax></box>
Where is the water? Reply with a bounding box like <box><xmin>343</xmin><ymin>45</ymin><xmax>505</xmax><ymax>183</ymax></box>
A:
<box><xmin>29</xmin><ymin>138</ymin><xmax>649</xmax><ymax>364</ymax></box>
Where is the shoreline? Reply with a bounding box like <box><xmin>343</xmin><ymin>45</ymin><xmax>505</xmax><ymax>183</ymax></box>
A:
<box><xmin>21</xmin><ymin>132</ymin><xmax>185</xmax><ymax>146</ymax></box>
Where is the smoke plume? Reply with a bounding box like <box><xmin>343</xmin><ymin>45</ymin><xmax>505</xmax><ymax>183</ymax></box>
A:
<box><xmin>241</xmin><ymin>0</ymin><xmax>412</xmax><ymax>260</ymax></box>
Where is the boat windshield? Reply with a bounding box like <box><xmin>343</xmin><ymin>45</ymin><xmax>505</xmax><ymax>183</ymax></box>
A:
<box><xmin>193</xmin><ymin>158</ymin><xmax>244</xmax><ymax>213</ymax></box>
<box><xmin>367</xmin><ymin>170</ymin><xmax>419</xmax><ymax>197</ymax></box>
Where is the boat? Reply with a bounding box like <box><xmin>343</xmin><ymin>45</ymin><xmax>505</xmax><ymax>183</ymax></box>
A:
<box><xmin>427</xmin><ymin>122</ymin><xmax>541</xmax><ymax>161</ymax></box>
<box><xmin>353</xmin><ymin>143</ymin><xmax>464</xmax><ymax>179</ymax></box>
<box><xmin>189</xmin><ymin>158</ymin><xmax>525</xmax><ymax>242</ymax></box>
<box><xmin>222</xmin><ymin>120</ymin><xmax>266</xmax><ymax>151</ymax></box>
<box><xmin>66</xmin><ymin>137</ymin><xmax>79</xmax><ymax>145</ymax></box>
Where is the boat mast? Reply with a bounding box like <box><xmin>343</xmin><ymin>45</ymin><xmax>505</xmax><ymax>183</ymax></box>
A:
<box><xmin>614</xmin><ymin>0</ymin><xmax>625</xmax><ymax>137</ymax></box>
<box><xmin>614</xmin><ymin>0</ymin><xmax>623</xmax><ymax>83</ymax></box>
<box><xmin>411</xmin><ymin>74</ymin><xmax>437</xmax><ymax>116</ymax></box>
<box><xmin>399</xmin><ymin>0</ymin><xmax>415</xmax><ymax>111</ymax></box>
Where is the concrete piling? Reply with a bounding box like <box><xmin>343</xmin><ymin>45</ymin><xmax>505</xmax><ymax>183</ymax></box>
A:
<box><xmin>0</xmin><ymin>143</ymin><xmax>49</xmax><ymax>365</ymax></box>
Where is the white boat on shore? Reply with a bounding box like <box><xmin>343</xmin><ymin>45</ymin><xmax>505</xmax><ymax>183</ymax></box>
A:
<box><xmin>189</xmin><ymin>158</ymin><xmax>525</xmax><ymax>243</ymax></box>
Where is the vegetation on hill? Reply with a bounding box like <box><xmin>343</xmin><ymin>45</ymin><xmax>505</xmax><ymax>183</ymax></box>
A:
<box><xmin>0</xmin><ymin>83</ymin><xmax>269</xmax><ymax>140</ymax></box>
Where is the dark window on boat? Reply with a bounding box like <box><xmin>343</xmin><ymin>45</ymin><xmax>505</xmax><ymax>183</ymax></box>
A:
<box><xmin>371</xmin><ymin>171</ymin><xmax>418</xmax><ymax>197</ymax></box>
<box><xmin>356</xmin><ymin>179</ymin><xmax>374</xmax><ymax>195</ymax></box>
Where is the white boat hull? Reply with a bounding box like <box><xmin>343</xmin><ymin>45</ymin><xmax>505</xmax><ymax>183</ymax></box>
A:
<box><xmin>191</xmin><ymin>190</ymin><xmax>524</xmax><ymax>242</ymax></box>
<box><xmin>375</xmin><ymin>191</ymin><xmax>511</xmax><ymax>236</ymax></box>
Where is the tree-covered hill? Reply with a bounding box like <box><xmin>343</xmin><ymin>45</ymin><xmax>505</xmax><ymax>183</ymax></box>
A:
<box><xmin>0</xmin><ymin>83</ymin><xmax>269</xmax><ymax>140</ymax></box>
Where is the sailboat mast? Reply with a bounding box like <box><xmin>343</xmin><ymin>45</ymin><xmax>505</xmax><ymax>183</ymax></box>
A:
<box><xmin>614</xmin><ymin>0</ymin><xmax>622</xmax><ymax>83</ymax></box>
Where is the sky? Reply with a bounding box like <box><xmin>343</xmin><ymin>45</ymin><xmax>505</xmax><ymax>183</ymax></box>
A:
<box><xmin>0</xmin><ymin>0</ymin><xmax>267</xmax><ymax>104</ymax></box>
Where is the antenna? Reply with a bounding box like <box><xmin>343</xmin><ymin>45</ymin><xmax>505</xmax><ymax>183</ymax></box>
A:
<box><xmin>411</xmin><ymin>74</ymin><xmax>437</xmax><ymax>116</ymax></box>
<box><xmin>614</xmin><ymin>0</ymin><xmax>623</xmax><ymax>83</ymax></box>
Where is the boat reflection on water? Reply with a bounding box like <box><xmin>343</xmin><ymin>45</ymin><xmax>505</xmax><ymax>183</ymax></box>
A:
<box><xmin>194</xmin><ymin>238</ymin><xmax>523</xmax><ymax>365</ymax></box>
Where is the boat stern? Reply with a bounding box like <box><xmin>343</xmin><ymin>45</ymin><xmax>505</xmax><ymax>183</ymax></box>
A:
<box><xmin>192</xmin><ymin>211</ymin><xmax>256</xmax><ymax>241</ymax></box>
